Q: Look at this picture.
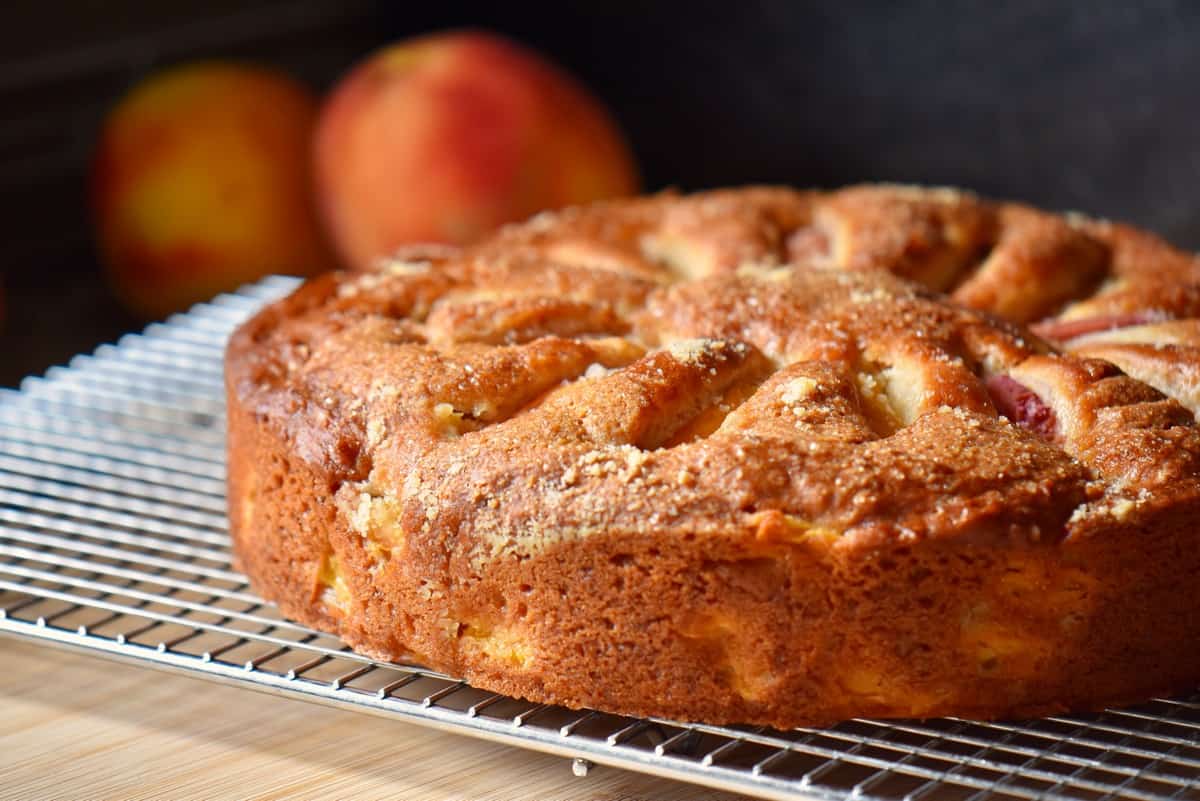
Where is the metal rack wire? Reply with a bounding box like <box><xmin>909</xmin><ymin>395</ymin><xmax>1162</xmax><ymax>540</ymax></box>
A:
<box><xmin>1</xmin><ymin>276</ymin><xmax>1198</xmax><ymax>801</ymax></box>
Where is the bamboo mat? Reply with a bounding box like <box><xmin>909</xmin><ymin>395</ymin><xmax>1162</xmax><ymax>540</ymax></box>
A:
<box><xmin>0</xmin><ymin>638</ymin><xmax>750</xmax><ymax>801</ymax></box>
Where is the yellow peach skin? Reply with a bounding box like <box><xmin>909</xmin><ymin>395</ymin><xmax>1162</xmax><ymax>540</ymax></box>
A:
<box><xmin>91</xmin><ymin>63</ymin><xmax>336</xmax><ymax>319</ymax></box>
<box><xmin>314</xmin><ymin>31</ymin><xmax>641</xmax><ymax>270</ymax></box>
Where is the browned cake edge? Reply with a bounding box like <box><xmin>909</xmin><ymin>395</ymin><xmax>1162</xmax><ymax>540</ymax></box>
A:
<box><xmin>226</xmin><ymin>376</ymin><xmax>1200</xmax><ymax>727</ymax></box>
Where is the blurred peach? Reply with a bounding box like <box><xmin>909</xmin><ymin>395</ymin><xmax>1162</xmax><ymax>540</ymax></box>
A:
<box><xmin>91</xmin><ymin>62</ymin><xmax>336</xmax><ymax>319</ymax></box>
<box><xmin>314</xmin><ymin>31</ymin><xmax>640</xmax><ymax>270</ymax></box>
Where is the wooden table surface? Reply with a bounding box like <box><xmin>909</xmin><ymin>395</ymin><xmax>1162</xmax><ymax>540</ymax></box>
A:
<box><xmin>0</xmin><ymin>638</ymin><xmax>751</xmax><ymax>801</ymax></box>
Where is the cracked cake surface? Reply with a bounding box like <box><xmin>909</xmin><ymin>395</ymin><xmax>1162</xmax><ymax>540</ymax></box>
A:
<box><xmin>226</xmin><ymin>185</ymin><xmax>1200</xmax><ymax>727</ymax></box>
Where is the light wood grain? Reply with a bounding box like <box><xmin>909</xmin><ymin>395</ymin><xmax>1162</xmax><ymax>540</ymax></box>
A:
<box><xmin>0</xmin><ymin>638</ymin><xmax>750</xmax><ymax>801</ymax></box>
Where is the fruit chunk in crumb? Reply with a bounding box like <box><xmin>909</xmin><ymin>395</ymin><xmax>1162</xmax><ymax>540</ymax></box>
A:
<box><xmin>985</xmin><ymin>375</ymin><xmax>1058</xmax><ymax>439</ymax></box>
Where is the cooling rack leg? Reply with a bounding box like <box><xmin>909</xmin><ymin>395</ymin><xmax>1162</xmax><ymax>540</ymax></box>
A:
<box><xmin>571</xmin><ymin>757</ymin><xmax>595</xmax><ymax>777</ymax></box>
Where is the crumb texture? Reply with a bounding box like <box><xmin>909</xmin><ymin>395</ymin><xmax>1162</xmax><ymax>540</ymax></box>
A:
<box><xmin>226</xmin><ymin>185</ymin><xmax>1200</xmax><ymax>727</ymax></box>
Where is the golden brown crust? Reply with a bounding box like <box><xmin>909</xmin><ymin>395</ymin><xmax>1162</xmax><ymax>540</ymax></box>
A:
<box><xmin>225</xmin><ymin>185</ymin><xmax>1200</xmax><ymax>727</ymax></box>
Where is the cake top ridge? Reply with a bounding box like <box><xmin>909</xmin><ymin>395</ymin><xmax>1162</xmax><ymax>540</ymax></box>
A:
<box><xmin>226</xmin><ymin>185</ymin><xmax>1200</xmax><ymax>562</ymax></box>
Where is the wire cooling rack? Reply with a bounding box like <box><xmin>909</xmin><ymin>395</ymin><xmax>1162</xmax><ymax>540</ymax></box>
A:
<box><xmin>1</xmin><ymin>276</ymin><xmax>1198</xmax><ymax>801</ymax></box>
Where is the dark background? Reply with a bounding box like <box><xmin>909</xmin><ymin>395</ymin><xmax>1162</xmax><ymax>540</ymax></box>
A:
<box><xmin>4</xmin><ymin>0</ymin><xmax>1199</xmax><ymax>386</ymax></box>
